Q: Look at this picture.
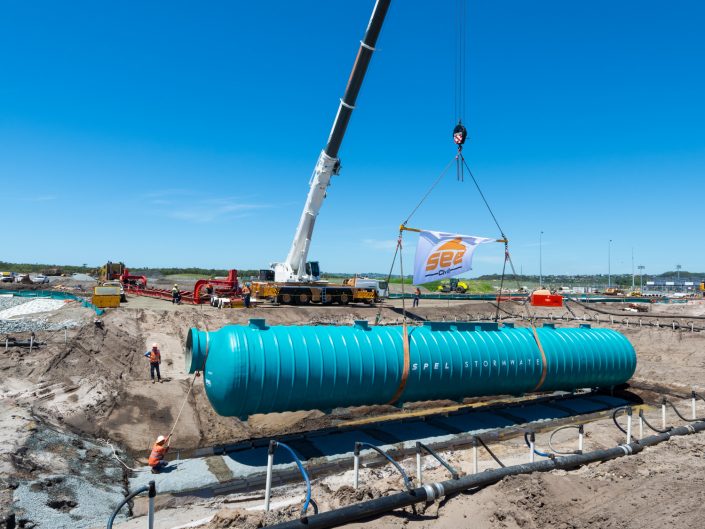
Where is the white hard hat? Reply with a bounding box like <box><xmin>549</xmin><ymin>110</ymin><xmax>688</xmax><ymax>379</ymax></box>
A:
<box><xmin>152</xmin><ymin>343</ymin><xmax>159</xmax><ymax>349</ymax></box>
<box><xmin>156</xmin><ymin>435</ymin><xmax>166</xmax><ymax>444</ymax></box>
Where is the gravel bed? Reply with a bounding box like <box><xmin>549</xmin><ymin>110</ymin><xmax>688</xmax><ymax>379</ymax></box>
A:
<box><xmin>0</xmin><ymin>319</ymin><xmax>81</xmax><ymax>334</ymax></box>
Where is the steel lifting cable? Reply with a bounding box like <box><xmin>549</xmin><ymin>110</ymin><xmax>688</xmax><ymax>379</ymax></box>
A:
<box><xmin>402</xmin><ymin>155</ymin><xmax>457</xmax><ymax>227</ymax></box>
<box><xmin>167</xmin><ymin>326</ymin><xmax>211</xmax><ymax>440</ymax></box>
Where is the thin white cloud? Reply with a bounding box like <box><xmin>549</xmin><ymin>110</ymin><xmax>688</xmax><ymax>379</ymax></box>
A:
<box><xmin>165</xmin><ymin>202</ymin><xmax>269</xmax><ymax>223</ymax></box>
<box><xmin>362</xmin><ymin>239</ymin><xmax>398</xmax><ymax>251</ymax></box>
<box><xmin>473</xmin><ymin>255</ymin><xmax>505</xmax><ymax>264</ymax></box>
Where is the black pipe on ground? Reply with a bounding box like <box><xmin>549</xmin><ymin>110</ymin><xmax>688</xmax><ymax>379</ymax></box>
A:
<box><xmin>266</xmin><ymin>421</ymin><xmax>705</xmax><ymax>529</ymax></box>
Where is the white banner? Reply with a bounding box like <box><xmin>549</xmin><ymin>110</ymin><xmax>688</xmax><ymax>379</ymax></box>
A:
<box><xmin>413</xmin><ymin>230</ymin><xmax>495</xmax><ymax>285</ymax></box>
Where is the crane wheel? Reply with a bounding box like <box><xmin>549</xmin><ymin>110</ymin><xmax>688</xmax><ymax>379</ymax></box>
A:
<box><xmin>297</xmin><ymin>292</ymin><xmax>311</xmax><ymax>305</ymax></box>
<box><xmin>339</xmin><ymin>293</ymin><xmax>350</xmax><ymax>305</ymax></box>
<box><xmin>280</xmin><ymin>293</ymin><xmax>293</xmax><ymax>305</ymax></box>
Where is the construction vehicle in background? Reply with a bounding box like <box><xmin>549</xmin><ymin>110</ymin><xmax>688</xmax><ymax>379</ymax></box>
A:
<box><xmin>604</xmin><ymin>287</ymin><xmax>624</xmax><ymax>296</ymax></box>
<box><xmin>436</xmin><ymin>278</ymin><xmax>470</xmax><ymax>294</ymax></box>
<box><xmin>99</xmin><ymin>261</ymin><xmax>125</xmax><ymax>282</ymax></box>
<box><xmin>250</xmin><ymin>0</ymin><xmax>391</xmax><ymax>306</ymax></box>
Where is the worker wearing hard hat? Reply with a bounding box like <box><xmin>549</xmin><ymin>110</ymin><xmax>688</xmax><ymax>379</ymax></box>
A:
<box><xmin>242</xmin><ymin>282</ymin><xmax>251</xmax><ymax>308</ymax></box>
<box><xmin>171</xmin><ymin>284</ymin><xmax>181</xmax><ymax>304</ymax></box>
<box><xmin>143</xmin><ymin>343</ymin><xmax>162</xmax><ymax>384</ymax></box>
<box><xmin>148</xmin><ymin>434</ymin><xmax>171</xmax><ymax>474</ymax></box>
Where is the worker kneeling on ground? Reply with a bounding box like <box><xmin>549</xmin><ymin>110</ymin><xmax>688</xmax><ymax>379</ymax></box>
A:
<box><xmin>148</xmin><ymin>435</ymin><xmax>170</xmax><ymax>474</ymax></box>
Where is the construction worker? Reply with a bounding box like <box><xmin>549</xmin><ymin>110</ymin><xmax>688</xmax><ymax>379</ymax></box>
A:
<box><xmin>171</xmin><ymin>284</ymin><xmax>181</xmax><ymax>304</ymax></box>
<box><xmin>144</xmin><ymin>343</ymin><xmax>162</xmax><ymax>383</ymax></box>
<box><xmin>413</xmin><ymin>287</ymin><xmax>421</xmax><ymax>308</ymax></box>
<box><xmin>148</xmin><ymin>434</ymin><xmax>170</xmax><ymax>474</ymax></box>
<box><xmin>242</xmin><ymin>282</ymin><xmax>251</xmax><ymax>308</ymax></box>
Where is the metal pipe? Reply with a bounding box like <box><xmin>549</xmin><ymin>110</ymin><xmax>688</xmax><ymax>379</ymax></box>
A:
<box><xmin>266</xmin><ymin>421</ymin><xmax>705</xmax><ymax>529</ymax></box>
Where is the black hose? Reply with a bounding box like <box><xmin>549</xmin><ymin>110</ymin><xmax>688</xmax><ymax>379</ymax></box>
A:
<box><xmin>638</xmin><ymin>409</ymin><xmax>672</xmax><ymax>434</ymax></box>
<box><xmin>355</xmin><ymin>442</ymin><xmax>414</xmax><ymax>491</ymax></box>
<box><xmin>474</xmin><ymin>436</ymin><xmax>505</xmax><ymax>468</ymax></box>
<box><xmin>665</xmin><ymin>399</ymin><xmax>705</xmax><ymax>422</ymax></box>
<box><xmin>265</xmin><ymin>421</ymin><xmax>705</xmax><ymax>529</ymax></box>
<box><xmin>611</xmin><ymin>407</ymin><xmax>631</xmax><ymax>437</ymax></box>
<box><xmin>106</xmin><ymin>483</ymin><xmax>151</xmax><ymax>529</ymax></box>
<box><xmin>523</xmin><ymin>432</ymin><xmax>554</xmax><ymax>459</ymax></box>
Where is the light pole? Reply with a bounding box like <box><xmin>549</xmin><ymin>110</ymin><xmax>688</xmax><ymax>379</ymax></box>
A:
<box><xmin>539</xmin><ymin>231</ymin><xmax>544</xmax><ymax>288</ymax></box>
<box><xmin>608</xmin><ymin>239</ymin><xmax>612</xmax><ymax>288</ymax></box>
<box><xmin>638</xmin><ymin>265</ymin><xmax>645</xmax><ymax>292</ymax></box>
<box><xmin>631</xmin><ymin>248</ymin><xmax>635</xmax><ymax>291</ymax></box>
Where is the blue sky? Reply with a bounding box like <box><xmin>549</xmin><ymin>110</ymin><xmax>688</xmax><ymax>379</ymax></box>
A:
<box><xmin>1</xmin><ymin>1</ymin><xmax>703</xmax><ymax>276</ymax></box>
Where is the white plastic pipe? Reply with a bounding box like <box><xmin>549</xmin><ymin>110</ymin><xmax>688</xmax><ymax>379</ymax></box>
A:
<box><xmin>578</xmin><ymin>427</ymin><xmax>584</xmax><ymax>453</ymax></box>
<box><xmin>529</xmin><ymin>439</ymin><xmax>535</xmax><ymax>463</ymax></box>
<box><xmin>662</xmin><ymin>403</ymin><xmax>667</xmax><ymax>430</ymax></box>
<box><xmin>693</xmin><ymin>396</ymin><xmax>697</xmax><ymax>420</ymax></box>
<box><xmin>639</xmin><ymin>415</ymin><xmax>644</xmax><ymax>440</ymax></box>
<box><xmin>473</xmin><ymin>444</ymin><xmax>478</xmax><ymax>474</ymax></box>
<box><xmin>353</xmin><ymin>452</ymin><xmax>359</xmax><ymax>490</ymax></box>
<box><xmin>416</xmin><ymin>452</ymin><xmax>422</xmax><ymax>484</ymax></box>
<box><xmin>264</xmin><ymin>452</ymin><xmax>274</xmax><ymax>512</ymax></box>
<box><xmin>626</xmin><ymin>408</ymin><xmax>632</xmax><ymax>443</ymax></box>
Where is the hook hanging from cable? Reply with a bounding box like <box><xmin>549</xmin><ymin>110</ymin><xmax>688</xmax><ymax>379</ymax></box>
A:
<box><xmin>453</xmin><ymin>122</ymin><xmax>467</xmax><ymax>181</ymax></box>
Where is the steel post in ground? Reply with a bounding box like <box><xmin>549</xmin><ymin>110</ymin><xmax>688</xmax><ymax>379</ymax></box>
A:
<box><xmin>265</xmin><ymin>441</ymin><xmax>276</xmax><ymax>512</ymax></box>
<box><xmin>147</xmin><ymin>480</ymin><xmax>156</xmax><ymax>529</ymax></box>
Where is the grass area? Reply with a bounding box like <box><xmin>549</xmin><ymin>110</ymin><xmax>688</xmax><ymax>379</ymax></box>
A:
<box><xmin>163</xmin><ymin>273</ymin><xmax>208</xmax><ymax>280</ymax></box>
<box><xmin>388</xmin><ymin>276</ymin><xmax>496</xmax><ymax>293</ymax></box>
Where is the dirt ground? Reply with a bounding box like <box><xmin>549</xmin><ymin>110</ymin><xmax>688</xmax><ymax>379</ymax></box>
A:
<box><xmin>3</xmin><ymin>292</ymin><xmax>705</xmax><ymax>528</ymax></box>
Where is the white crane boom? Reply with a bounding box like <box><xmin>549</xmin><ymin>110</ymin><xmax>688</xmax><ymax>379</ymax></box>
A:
<box><xmin>271</xmin><ymin>0</ymin><xmax>391</xmax><ymax>283</ymax></box>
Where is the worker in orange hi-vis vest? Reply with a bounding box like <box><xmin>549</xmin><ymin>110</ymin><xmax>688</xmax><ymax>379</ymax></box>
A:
<box><xmin>148</xmin><ymin>435</ymin><xmax>170</xmax><ymax>474</ymax></box>
<box><xmin>143</xmin><ymin>343</ymin><xmax>162</xmax><ymax>384</ymax></box>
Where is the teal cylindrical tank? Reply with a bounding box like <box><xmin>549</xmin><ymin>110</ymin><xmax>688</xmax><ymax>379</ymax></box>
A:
<box><xmin>186</xmin><ymin>319</ymin><xmax>636</xmax><ymax>418</ymax></box>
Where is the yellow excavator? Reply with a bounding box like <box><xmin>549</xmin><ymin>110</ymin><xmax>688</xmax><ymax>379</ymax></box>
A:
<box><xmin>437</xmin><ymin>278</ymin><xmax>470</xmax><ymax>294</ymax></box>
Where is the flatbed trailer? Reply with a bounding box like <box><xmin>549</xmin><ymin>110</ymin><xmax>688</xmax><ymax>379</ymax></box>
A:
<box><xmin>251</xmin><ymin>281</ymin><xmax>377</xmax><ymax>305</ymax></box>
